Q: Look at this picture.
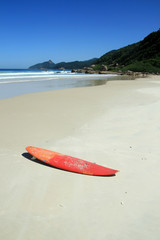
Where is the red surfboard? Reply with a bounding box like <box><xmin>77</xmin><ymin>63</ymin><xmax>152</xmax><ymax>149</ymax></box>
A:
<box><xmin>26</xmin><ymin>146</ymin><xmax>119</xmax><ymax>176</ymax></box>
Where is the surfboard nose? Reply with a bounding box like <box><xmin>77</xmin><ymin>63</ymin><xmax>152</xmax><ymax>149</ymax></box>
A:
<box><xmin>26</xmin><ymin>146</ymin><xmax>38</xmax><ymax>157</ymax></box>
<box><xmin>26</xmin><ymin>146</ymin><xmax>32</xmax><ymax>152</ymax></box>
<box><xmin>25</xmin><ymin>146</ymin><xmax>57</xmax><ymax>161</ymax></box>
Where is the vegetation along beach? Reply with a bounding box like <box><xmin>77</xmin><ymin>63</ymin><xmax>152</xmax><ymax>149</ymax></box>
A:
<box><xmin>0</xmin><ymin>0</ymin><xmax>160</xmax><ymax>239</ymax></box>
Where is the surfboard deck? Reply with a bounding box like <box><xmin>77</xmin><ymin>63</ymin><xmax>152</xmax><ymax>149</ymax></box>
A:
<box><xmin>26</xmin><ymin>146</ymin><xmax>119</xmax><ymax>176</ymax></box>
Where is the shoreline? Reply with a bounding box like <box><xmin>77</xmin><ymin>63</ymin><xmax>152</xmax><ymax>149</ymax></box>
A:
<box><xmin>0</xmin><ymin>73</ymin><xmax>142</xmax><ymax>100</ymax></box>
<box><xmin>0</xmin><ymin>73</ymin><xmax>118</xmax><ymax>100</ymax></box>
<box><xmin>0</xmin><ymin>75</ymin><xmax>160</xmax><ymax>239</ymax></box>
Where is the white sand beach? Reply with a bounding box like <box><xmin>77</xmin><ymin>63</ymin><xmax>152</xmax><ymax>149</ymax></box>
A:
<box><xmin>0</xmin><ymin>75</ymin><xmax>160</xmax><ymax>240</ymax></box>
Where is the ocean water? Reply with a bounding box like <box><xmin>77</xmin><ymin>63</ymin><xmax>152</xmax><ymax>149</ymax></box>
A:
<box><xmin>0</xmin><ymin>69</ymin><xmax>117</xmax><ymax>99</ymax></box>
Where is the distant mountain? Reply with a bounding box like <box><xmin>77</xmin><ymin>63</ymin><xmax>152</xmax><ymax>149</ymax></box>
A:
<box><xmin>29</xmin><ymin>58</ymin><xmax>98</xmax><ymax>70</ymax></box>
<box><xmin>53</xmin><ymin>58</ymin><xmax>98</xmax><ymax>69</ymax></box>
<box><xmin>95</xmin><ymin>29</ymin><xmax>160</xmax><ymax>73</ymax></box>
<box><xmin>29</xmin><ymin>60</ymin><xmax>55</xmax><ymax>69</ymax></box>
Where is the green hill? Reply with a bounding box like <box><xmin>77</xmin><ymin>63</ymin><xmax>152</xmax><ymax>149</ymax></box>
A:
<box><xmin>29</xmin><ymin>58</ymin><xmax>97</xmax><ymax>70</ymax></box>
<box><xmin>53</xmin><ymin>58</ymin><xmax>97</xmax><ymax>69</ymax></box>
<box><xmin>29</xmin><ymin>30</ymin><xmax>160</xmax><ymax>73</ymax></box>
<box><xmin>95</xmin><ymin>30</ymin><xmax>160</xmax><ymax>73</ymax></box>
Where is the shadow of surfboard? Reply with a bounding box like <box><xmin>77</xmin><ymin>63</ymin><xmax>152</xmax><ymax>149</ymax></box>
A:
<box><xmin>22</xmin><ymin>152</ymin><xmax>116</xmax><ymax>177</ymax></box>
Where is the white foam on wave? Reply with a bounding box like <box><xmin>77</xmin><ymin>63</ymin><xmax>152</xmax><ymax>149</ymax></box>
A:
<box><xmin>0</xmin><ymin>70</ymin><xmax>72</xmax><ymax>77</ymax></box>
<box><xmin>0</xmin><ymin>68</ymin><xmax>117</xmax><ymax>85</ymax></box>
<box><xmin>0</xmin><ymin>72</ymin><xmax>51</xmax><ymax>76</ymax></box>
<box><xmin>0</xmin><ymin>72</ymin><xmax>76</xmax><ymax>82</ymax></box>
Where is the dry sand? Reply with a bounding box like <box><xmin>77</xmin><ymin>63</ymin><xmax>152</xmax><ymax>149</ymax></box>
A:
<box><xmin>0</xmin><ymin>75</ymin><xmax>160</xmax><ymax>240</ymax></box>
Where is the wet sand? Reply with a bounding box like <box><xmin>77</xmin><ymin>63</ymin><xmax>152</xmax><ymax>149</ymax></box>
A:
<box><xmin>0</xmin><ymin>75</ymin><xmax>160</xmax><ymax>240</ymax></box>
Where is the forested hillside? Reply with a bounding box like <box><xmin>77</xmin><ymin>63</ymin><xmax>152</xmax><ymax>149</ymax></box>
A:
<box><xmin>95</xmin><ymin>30</ymin><xmax>160</xmax><ymax>73</ymax></box>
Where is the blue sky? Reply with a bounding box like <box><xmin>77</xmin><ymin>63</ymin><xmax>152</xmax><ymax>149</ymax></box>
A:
<box><xmin>0</xmin><ymin>0</ymin><xmax>160</xmax><ymax>68</ymax></box>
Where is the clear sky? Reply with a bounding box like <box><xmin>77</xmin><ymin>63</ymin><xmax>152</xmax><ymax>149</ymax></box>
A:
<box><xmin>0</xmin><ymin>0</ymin><xmax>160</xmax><ymax>68</ymax></box>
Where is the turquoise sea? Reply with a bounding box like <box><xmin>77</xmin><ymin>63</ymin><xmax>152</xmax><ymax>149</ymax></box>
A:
<box><xmin>0</xmin><ymin>69</ymin><xmax>117</xmax><ymax>99</ymax></box>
